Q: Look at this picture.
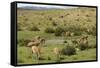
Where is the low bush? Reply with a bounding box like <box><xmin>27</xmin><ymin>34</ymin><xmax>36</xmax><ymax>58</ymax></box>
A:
<box><xmin>63</xmin><ymin>40</ymin><xmax>68</xmax><ymax>43</ymax></box>
<box><xmin>63</xmin><ymin>26</ymin><xmax>82</xmax><ymax>36</ymax></box>
<box><xmin>61</xmin><ymin>45</ymin><xmax>76</xmax><ymax>56</ymax></box>
<box><xmin>29</xmin><ymin>26</ymin><xmax>40</xmax><ymax>31</ymax></box>
<box><xmin>44</xmin><ymin>27</ymin><xmax>55</xmax><ymax>33</ymax></box>
<box><xmin>55</xmin><ymin>27</ymin><xmax>64</xmax><ymax>36</ymax></box>
<box><xmin>52</xmin><ymin>21</ymin><xmax>57</xmax><ymax>26</ymax></box>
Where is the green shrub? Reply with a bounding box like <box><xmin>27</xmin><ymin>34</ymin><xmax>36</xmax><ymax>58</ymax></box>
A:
<box><xmin>45</xmin><ymin>27</ymin><xmax>55</xmax><ymax>33</ymax></box>
<box><xmin>63</xmin><ymin>40</ymin><xmax>68</xmax><ymax>43</ymax></box>
<box><xmin>63</xmin><ymin>26</ymin><xmax>82</xmax><ymax>36</ymax></box>
<box><xmin>74</xmin><ymin>31</ymin><xmax>82</xmax><ymax>36</ymax></box>
<box><xmin>52</xmin><ymin>21</ymin><xmax>57</xmax><ymax>26</ymax></box>
<box><xmin>47</xmin><ymin>56</ymin><xmax>51</xmax><ymax>60</ymax></box>
<box><xmin>61</xmin><ymin>45</ymin><xmax>76</xmax><ymax>56</ymax></box>
<box><xmin>55</xmin><ymin>27</ymin><xmax>64</xmax><ymax>36</ymax></box>
<box><xmin>29</xmin><ymin>26</ymin><xmax>40</xmax><ymax>31</ymax></box>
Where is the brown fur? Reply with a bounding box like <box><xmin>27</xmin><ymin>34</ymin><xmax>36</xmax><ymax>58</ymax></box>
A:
<box><xmin>65</xmin><ymin>31</ymin><xmax>71</xmax><ymax>36</ymax></box>
<box><xmin>26</xmin><ymin>36</ymin><xmax>45</xmax><ymax>60</ymax></box>
<box><xmin>70</xmin><ymin>32</ymin><xmax>74</xmax><ymax>36</ymax></box>
<box><xmin>27</xmin><ymin>40</ymin><xmax>41</xmax><ymax>47</ymax></box>
<box><xmin>79</xmin><ymin>36</ymin><xmax>88</xmax><ymax>45</ymax></box>
<box><xmin>53</xmin><ymin>47</ymin><xmax>61</xmax><ymax>59</ymax></box>
<box><xmin>31</xmin><ymin>46</ymin><xmax>42</xmax><ymax>60</ymax></box>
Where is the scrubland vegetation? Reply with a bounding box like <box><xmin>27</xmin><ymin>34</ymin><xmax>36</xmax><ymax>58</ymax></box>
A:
<box><xmin>17</xmin><ymin>7</ymin><xmax>97</xmax><ymax>65</ymax></box>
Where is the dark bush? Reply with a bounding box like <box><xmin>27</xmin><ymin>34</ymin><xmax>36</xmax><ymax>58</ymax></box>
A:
<box><xmin>45</xmin><ymin>27</ymin><xmax>55</xmax><ymax>33</ymax></box>
<box><xmin>63</xmin><ymin>40</ymin><xmax>68</xmax><ymax>43</ymax></box>
<box><xmin>66</xmin><ymin>13</ymin><xmax>70</xmax><ymax>16</ymax></box>
<box><xmin>86</xmin><ymin>14</ymin><xmax>90</xmax><ymax>17</ymax></box>
<box><xmin>47</xmin><ymin>56</ymin><xmax>51</xmax><ymax>60</ymax></box>
<box><xmin>24</xmin><ymin>18</ymin><xmax>28</xmax><ymax>21</ymax></box>
<box><xmin>61</xmin><ymin>45</ymin><xmax>76</xmax><ymax>56</ymax></box>
<box><xmin>29</xmin><ymin>26</ymin><xmax>40</xmax><ymax>31</ymax></box>
<box><xmin>74</xmin><ymin>31</ymin><xmax>82</xmax><ymax>36</ymax></box>
<box><xmin>55</xmin><ymin>27</ymin><xmax>64</xmax><ymax>36</ymax></box>
<box><xmin>52</xmin><ymin>21</ymin><xmax>57</xmax><ymax>26</ymax></box>
<box><xmin>48</xmin><ymin>17</ymin><xmax>52</xmax><ymax>21</ymax></box>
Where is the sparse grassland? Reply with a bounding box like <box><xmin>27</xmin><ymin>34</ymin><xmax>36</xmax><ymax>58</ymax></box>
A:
<box><xmin>17</xmin><ymin>7</ymin><xmax>97</xmax><ymax>65</ymax></box>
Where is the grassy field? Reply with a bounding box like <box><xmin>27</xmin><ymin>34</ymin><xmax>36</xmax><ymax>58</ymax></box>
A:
<box><xmin>18</xmin><ymin>44</ymin><xmax>96</xmax><ymax>65</ymax></box>
<box><xmin>17</xmin><ymin>7</ymin><xmax>97</xmax><ymax>65</ymax></box>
